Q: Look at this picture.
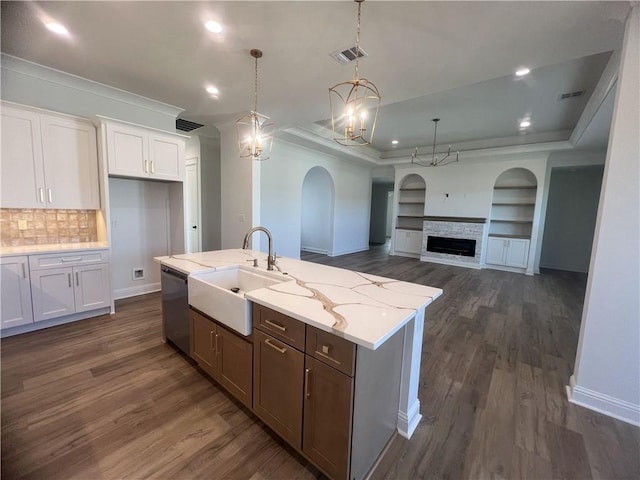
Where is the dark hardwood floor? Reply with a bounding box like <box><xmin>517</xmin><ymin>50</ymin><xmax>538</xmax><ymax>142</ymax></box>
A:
<box><xmin>2</xmin><ymin>245</ymin><xmax>638</xmax><ymax>479</ymax></box>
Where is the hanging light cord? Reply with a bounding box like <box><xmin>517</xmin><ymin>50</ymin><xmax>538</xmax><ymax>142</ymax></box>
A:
<box><xmin>253</xmin><ymin>55</ymin><xmax>259</xmax><ymax>113</ymax></box>
<box><xmin>354</xmin><ymin>0</ymin><xmax>362</xmax><ymax>80</ymax></box>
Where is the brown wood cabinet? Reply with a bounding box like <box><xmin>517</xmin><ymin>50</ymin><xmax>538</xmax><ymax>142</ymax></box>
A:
<box><xmin>190</xmin><ymin>309</ymin><xmax>253</xmax><ymax>408</ymax></box>
<box><xmin>303</xmin><ymin>356</ymin><xmax>354</xmax><ymax>480</ymax></box>
<box><xmin>253</xmin><ymin>304</ymin><xmax>357</xmax><ymax>480</ymax></box>
<box><xmin>253</xmin><ymin>328</ymin><xmax>305</xmax><ymax>448</ymax></box>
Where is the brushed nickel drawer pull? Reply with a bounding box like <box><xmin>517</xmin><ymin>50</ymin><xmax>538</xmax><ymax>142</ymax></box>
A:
<box><xmin>67</xmin><ymin>273</ymin><xmax>72</xmax><ymax>287</ymax></box>
<box><xmin>21</xmin><ymin>263</ymin><xmax>26</xmax><ymax>279</ymax></box>
<box><xmin>305</xmin><ymin>368</ymin><xmax>311</xmax><ymax>398</ymax></box>
<box><xmin>265</xmin><ymin>319</ymin><xmax>286</xmax><ymax>332</ymax></box>
<box><xmin>315</xmin><ymin>349</ymin><xmax>341</xmax><ymax>365</ymax></box>
<box><xmin>75</xmin><ymin>272</ymin><xmax>79</xmax><ymax>286</ymax></box>
<box><xmin>265</xmin><ymin>338</ymin><xmax>287</xmax><ymax>354</ymax></box>
<box><xmin>61</xmin><ymin>257</ymin><xmax>82</xmax><ymax>263</ymax></box>
<box><xmin>150</xmin><ymin>160</ymin><xmax>155</xmax><ymax>174</ymax></box>
<box><xmin>47</xmin><ymin>188</ymin><xmax>53</xmax><ymax>204</ymax></box>
<box><xmin>38</xmin><ymin>187</ymin><xmax>45</xmax><ymax>204</ymax></box>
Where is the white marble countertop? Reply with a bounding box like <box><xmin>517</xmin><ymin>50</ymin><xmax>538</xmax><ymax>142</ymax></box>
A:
<box><xmin>155</xmin><ymin>249</ymin><xmax>443</xmax><ymax>350</ymax></box>
<box><xmin>0</xmin><ymin>242</ymin><xmax>109</xmax><ymax>257</ymax></box>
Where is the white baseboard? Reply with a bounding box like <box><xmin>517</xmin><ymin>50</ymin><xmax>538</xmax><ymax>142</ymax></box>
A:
<box><xmin>328</xmin><ymin>246</ymin><xmax>369</xmax><ymax>257</ymax></box>
<box><xmin>567</xmin><ymin>375</ymin><xmax>640</xmax><ymax>427</ymax></box>
<box><xmin>300</xmin><ymin>245</ymin><xmax>329</xmax><ymax>255</ymax></box>
<box><xmin>113</xmin><ymin>282</ymin><xmax>161</xmax><ymax>300</ymax></box>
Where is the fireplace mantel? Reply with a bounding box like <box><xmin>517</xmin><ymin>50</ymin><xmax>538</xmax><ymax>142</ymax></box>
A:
<box><xmin>423</xmin><ymin>216</ymin><xmax>486</xmax><ymax>223</ymax></box>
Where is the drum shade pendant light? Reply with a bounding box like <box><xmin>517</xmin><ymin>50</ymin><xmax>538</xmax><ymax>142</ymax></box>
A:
<box><xmin>236</xmin><ymin>49</ymin><xmax>274</xmax><ymax>161</ymax></box>
<box><xmin>411</xmin><ymin>118</ymin><xmax>459</xmax><ymax>167</ymax></box>
<box><xmin>329</xmin><ymin>0</ymin><xmax>381</xmax><ymax>146</ymax></box>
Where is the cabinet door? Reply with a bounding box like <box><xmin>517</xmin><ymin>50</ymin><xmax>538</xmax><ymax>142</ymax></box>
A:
<box><xmin>394</xmin><ymin>230</ymin><xmax>408</xmax><ymax>252</ymax></box>
<box><xmin>30</xmin><ymin>267</ymin><xmax>76</xmax><ymax>322</ymax></box>
<box><xmin>41</xmin><ymin>116</ymin><xmax>100</xmax><ymax>209</ymax></box>
<box><xmin>149</xmin><ymin>133</ymin><xmax>184</xmax><ymax>181</ymax></box>
<box><xmin>190</xmin><ymin>310</ymin><xmax>217</xmax><ymax>377</ymax></box>
<box><xmin>253</xmin><ymin>329</ymin><xmax>304</xmax><ymax>449</ymax></box>
<box><xmin>0</xmin><ymin>256</ymin><xmax>34</xmax><ymax>329</ymax></box>
<box><xmin>74</xmin><ymin>263</ymin><xmax>110</xmax><ymax>313</ymax></box>
<box><xmin>506</xmin><ymin>238</ymin><xmax>530</xmax><ymax>268</ymax></box>
<box><xmin>217</xmin><ymin>324</ymin><xmax>253</xmax><ymax>408</ymax></box>
<box><xmin>106</xmin><ymin>123</ymin><xmax>148</xmax><ymax>178</ymax></box>
<box><xmin>407</xmin><ymin>231</ymin><xmax>423</xmax><ymax>254</ymax></box>
<box><xmin>0</xmin><ymin>106</ymin><xmax>45</xmax><ymax>208</ymax></box>
<box><xmin>486</xmin><ymin>237</ymin><xmax>507</xmax><ymax>265</ymax></box>
<box><xmin>303</xmin><ymin>356</ymin><xmax>354</xmax><ymax>480</ymax></box>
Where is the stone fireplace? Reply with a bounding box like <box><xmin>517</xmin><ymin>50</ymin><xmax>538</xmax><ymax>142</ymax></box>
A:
<box><xmin>421</xmin><ymin>216</ymin><xmax>486</xmax><ymax>267</ymax></box>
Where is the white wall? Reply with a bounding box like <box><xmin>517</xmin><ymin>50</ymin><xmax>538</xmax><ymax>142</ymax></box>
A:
<box><xmin>569</xmin><ymin>5</ymin><xmax>640</xmax><ymax>426</ymax></box>
<box><xmin>260</xmin><ymin>139</ymin><xmax>372</xmax><ymax>259</ymax></box>
<box><xmin>301</xmin><ymin>167</ymin><xmax>334</xmax><ymax>254</ymax></box>
<box><xmin>540</xmin><ymin>166</ymin><xmax>603</xmax><ymax>272</ymax></box>
<box><xmin>108</xmin><ymin>178</ymin><xmax>171</xmax><ymax>299</ymax></box>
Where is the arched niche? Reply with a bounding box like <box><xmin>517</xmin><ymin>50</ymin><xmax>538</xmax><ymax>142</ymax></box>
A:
<box><xmin>487</xmin><ymin>168</ymin><xmax>538</xmax><ymax>270</ymax></box>
<box><xmin>394</xmin><ymin>174</ymin><xmax>426</xmax><ymax>256</ymax></box>
<box><xmin>301</xmin><ymin>166</ymin><xmax>335</xmax><ymax>255</ymax></box>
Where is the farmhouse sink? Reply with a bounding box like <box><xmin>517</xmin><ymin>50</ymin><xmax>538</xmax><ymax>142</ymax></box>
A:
<box><xmin>188</xmin><ymin>267</ymin><xmax>287</xmax><ymax>335</ymax></box>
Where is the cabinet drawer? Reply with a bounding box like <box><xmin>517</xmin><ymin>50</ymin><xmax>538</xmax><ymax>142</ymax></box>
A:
<box><xmin>29</xmin><ymin>250</ymin><xmax>109</xmax><ymax>270</ymax></box>
<box><xmin>253</xmin><ymin>303</ymin><xmax>305</xmax><ymax>350</ymax></box>
<box><xmin>306</xmin><ymin>325</ymin><xmax>356</xmax><ymax>377</ymax></box>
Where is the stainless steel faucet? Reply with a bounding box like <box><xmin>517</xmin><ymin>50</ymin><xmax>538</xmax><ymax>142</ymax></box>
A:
<box><xmin>242</xmin><ymin>226</ymin><xmax>276</xmax><ymax>270</ymax></box>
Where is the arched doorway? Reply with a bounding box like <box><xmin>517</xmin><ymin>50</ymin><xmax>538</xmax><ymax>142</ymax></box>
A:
<box><xmin>301</xmin><ymin>167</ymin><xmax>335</xmax><ymax>255</ymax></box>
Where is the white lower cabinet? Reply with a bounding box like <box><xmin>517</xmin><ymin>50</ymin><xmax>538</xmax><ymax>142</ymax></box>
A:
<box><xmin>28</xmin><ymin>250</ymin><xmax>110</xmax><ymax>323</ymax></box>
<box><xmin>486</xmin><ymin>236</ymin><xmax>530</xmax><ymax>268</ymax></box>
<box><xmin>394</xmin><ymin>229</ymin><xmax>423</xmax><ymax>254</ymax></box>
<box><xmin>0</xmin><ymin>256</ymin><xmax>34</xmax><ymax>329</ymax></box>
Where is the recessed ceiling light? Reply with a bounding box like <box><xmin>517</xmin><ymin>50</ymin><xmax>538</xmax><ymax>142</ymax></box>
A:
<box><xmin>391</xmin><ymin>140</ymin><xmax>399</xmax><ymax>145</ymax></box>
<box><xmin>205</xmin><ymin>20</ymin><xmax>223</xmax><ymax>33</ymax></box>
<box><xmin>45</xmin><ymin>21</ymin><xmax>69</xmax><ymax>36</ymax></box>
<box><xmin>515</xmin><ymin>68</ymin><xmax>530</xmax><ymax>77</ymax></box>
<box><xmin>206</xmin><ymin>86</ymin><xmax>219</xmax><ymax>95</ymax></box>
<box><xmin>520</xmin><ymin>120</ymin><xmax>531</xmax><ymax>128</ymax></box>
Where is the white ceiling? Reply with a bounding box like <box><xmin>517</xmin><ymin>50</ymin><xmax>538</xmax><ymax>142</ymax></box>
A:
<box><xmin>0</xmin><ymin>1</ymin><xmax>630</xmax><ymax>156</ymax></box>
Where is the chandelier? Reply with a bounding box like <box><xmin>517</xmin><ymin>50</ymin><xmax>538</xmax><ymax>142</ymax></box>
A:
<box><xmin>236</xmin><ymin>49</ymin><xmax>274</xmax><ymax>161</ymax></box>
<box><xmin>411</xmin><ymin>118</ymin><xmax>459</xmax><ymax>167</ymax></box>
<box><xmin>329</xmin><ymin>0</ymin><xmax>381</xmax><ymax>146</ymax></box>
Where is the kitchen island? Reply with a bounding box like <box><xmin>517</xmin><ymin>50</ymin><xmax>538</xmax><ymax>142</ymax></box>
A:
<box><xmin>156</xmin><ymin>249</ymin><xmax>442</xmax><ymax>480</ymax></box>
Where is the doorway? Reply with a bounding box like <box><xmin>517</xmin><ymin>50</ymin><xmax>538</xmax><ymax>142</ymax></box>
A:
<box><xmin>301</xmin><ymin>167</ymin><xmax>335</xmax><ymax>255</ymax></box>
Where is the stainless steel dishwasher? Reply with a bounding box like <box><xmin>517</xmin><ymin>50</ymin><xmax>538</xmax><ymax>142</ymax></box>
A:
<box><xmin>161</xmin><ymin>265</ymin><xmax>190</xmax><ymax>355</ymax></box>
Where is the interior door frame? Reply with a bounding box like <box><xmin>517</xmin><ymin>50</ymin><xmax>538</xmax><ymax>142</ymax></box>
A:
<box><xmin>185</xmin><ymin>156</ymin><xmax>202</xmax><ymax>253</ymax></box>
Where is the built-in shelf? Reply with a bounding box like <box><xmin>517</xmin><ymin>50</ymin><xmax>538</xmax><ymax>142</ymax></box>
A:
<box><xmin>489</xmin><ymin>233</ymin><xmax>532</xmax><ymax>239</ymax></box>
<box><xmin>491</xmin><ymin>219</ymin><xmax>533</xmax><ymax>224</ymax></box>
<box><xmin>489</xmin><ymin>169</ymin><xmax>538</xmax><ymax>241</ymax></box>
<box><xmin>395</xmin><ymin>175</ymin><xmax>426</xmax><ymax>255</ymax></box>
<box><xmin>424</xmin><ymin>216</ymin><xmax>486</xmax><ymax>223</ymax></box>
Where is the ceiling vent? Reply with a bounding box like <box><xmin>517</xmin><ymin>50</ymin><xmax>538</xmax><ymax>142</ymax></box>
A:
<box><xmin>330</xmin><ymin>44</ymin><xmax>368</xmax><ymax>65</ymax></box>
<box><xmin>176</xmin><ymin>118</ymin><xmax>204</xmax><ymax>132</ymax></box>
<box><xmin>557</xmin><ymin>90</ymin><xmax>586</xmax><ymax>101</ymax></box>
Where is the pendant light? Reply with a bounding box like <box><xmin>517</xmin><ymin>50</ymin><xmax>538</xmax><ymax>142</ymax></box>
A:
<box><xmin>411</xmin><ymin>118</ymin><xmax>459</xmax><ymax>167</ymax></box>
<box><xmin>329</xmin><ymin>0</ymin><xmax>381</xmax><ymax>146</ymax></box>
<box><xmin>236</xmin><ymin>49</ymin><xmax>274</xmax><ymax>161</ymax></box>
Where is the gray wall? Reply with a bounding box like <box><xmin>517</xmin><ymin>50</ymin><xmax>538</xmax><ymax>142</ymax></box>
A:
<box><xmin>200</xmin><ymin>136</ymin><xmax>222</xmax><ymax>251</ymax></box>
<box><xmin>540</xmin><ymin>166</ymin><xmax>604</xmax><ymax>272</ymax></box>
<box><xmin>369</xmin><ymin>182</ymin><xmax>394</xmax><ymax>244</ymax></box>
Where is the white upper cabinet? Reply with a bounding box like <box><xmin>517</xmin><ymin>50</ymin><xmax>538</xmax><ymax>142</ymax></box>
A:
<box><xmin>1</xmin><ymin>103</ymin><xmax>100</xmax><ymax>210</ymax></box>
<box><xmin>1</xmin><ymin>106</ymin><xmax>45</xmax><ymax>208</ymax></box>
<box><xmin>105</xmin><ymin>121</ymin><xmax>185</xmax><ymax>181</ymax></box>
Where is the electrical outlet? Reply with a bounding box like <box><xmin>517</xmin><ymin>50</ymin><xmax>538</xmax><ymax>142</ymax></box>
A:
<box><xmin>132</xmin><ymin>268</ymin><xmax>145</xmax><ymax>280</ymax></box>
<box><xmin>18</xmin><ymin>220</ymin><xmax>28</xmax><ymax>230</ymax></box>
